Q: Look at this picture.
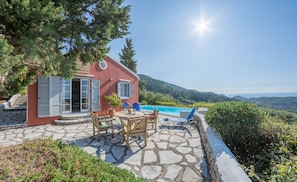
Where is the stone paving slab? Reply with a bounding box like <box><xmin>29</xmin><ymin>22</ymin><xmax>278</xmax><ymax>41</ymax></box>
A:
<box><xmin>0</xmin><ymin>116</ymin><xmax>210</xmax><ymax>181</ymax></box>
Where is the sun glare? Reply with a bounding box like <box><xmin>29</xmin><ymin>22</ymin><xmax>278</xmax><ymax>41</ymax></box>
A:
<box><xmin>193</xmin><ymin>18</ymin><xmax>211</xmax><ymax>37</ymax></box>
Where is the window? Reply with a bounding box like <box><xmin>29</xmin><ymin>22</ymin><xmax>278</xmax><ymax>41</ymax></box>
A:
<box><xmin>117</xmin><ymin>81</ymin><xmax>133</xmax><ymax>99</ymax></box>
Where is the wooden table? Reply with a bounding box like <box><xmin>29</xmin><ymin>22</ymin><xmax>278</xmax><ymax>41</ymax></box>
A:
<box><xmin>114</xmin><ymin>111</ymin><xmax>144</xmax><ymax>119</ymax></box>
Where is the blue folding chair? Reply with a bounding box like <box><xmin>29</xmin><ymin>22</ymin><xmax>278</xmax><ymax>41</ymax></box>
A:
<box><xmin>122</xmin><ymin>102</ymin><xmax>130</xmax><ymax>110</ymax></box>
<box><xmin>132</xmin><ymin>102</ymin><xmax>140</xmax><ymax>111</ymax></box>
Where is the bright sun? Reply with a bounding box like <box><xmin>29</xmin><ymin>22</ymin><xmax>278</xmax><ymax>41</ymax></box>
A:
<box><xmin>193</xmin><ymin>18</ymin><xmax>211</xmax><ymax>37</ymax></box>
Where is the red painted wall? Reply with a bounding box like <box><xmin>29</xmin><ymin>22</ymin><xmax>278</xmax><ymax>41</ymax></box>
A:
<box><xmin>91</xmin><ymin>56</ymin><xmax>139</xmax><ymax>116</ymax></box>
<box><xmin>27</xmin><ymin>82</ymin><xmax>60</xmax><ymax>126</ymax></box>
<box><xmin>27</xmin><ymin>55</ymin><xmax>139</xmax><ymax>125</ymax></box>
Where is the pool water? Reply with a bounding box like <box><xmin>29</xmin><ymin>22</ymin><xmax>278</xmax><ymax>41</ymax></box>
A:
<box><xmin>140</xmin><ymin>105</ymin><xmax>192</xmax><ymax>116</ymax></box>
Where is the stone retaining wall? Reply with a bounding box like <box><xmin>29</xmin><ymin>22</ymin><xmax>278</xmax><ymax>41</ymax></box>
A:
<box><xmin>194</xmin><ymin>112</ymin><xmax>251</xmax><ymax>182</ymax></box>
<box><xmin>0</xmin><ymin>104</ymin><xmax>27</xmax><ymax>130</ymax></box>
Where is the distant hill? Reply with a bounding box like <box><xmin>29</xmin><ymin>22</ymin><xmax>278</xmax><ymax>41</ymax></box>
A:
<box><xmin>234</xmin><ymin>96</ymin><xmax>297</xmax><ymax>112</ymax></box>
<box><xmin>138</xmin><ymin>74</ymin><xmax>232</xmax><ymax>104</ymax></box>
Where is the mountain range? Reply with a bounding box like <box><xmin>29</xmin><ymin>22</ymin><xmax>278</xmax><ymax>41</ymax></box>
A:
<box><xmin>139</xmin><ymin>74</ymin><xmax>297</xmax><ymax>112</ymax></box>
<box><xmin>139</xmin><ymin>74</ymin><xmax>231</xmax><ymax>104</ymax></box>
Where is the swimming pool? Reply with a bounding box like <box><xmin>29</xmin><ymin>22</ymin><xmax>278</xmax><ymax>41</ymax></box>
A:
<box><xmin>140</xmin><ymin>105</ymin><xmax>192</xmax><ymax>116</ymax></box>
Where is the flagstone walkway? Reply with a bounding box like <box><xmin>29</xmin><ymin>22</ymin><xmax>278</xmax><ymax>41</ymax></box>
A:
<box><xmin>0</xmin><ymin>117</ymin><xmax>210</xmax><ymax>181</ymax></box>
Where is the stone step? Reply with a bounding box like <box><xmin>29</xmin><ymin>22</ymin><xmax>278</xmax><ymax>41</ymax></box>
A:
<box><xmin>12</xmin><ymin>96</ymin><xmax>27</xmax><ymax>107</ymax></box>
<box><xmin>53</xmin><ymin>112</ymin><xmax>91</xmax><ymax>125</ymax></box>
<box><xmin>53</xmin><ymin>117</ymin><xmax>91</xmax><ymax>125</ymax></box>
<box><xmin>60</xmin><ymin>112</ymin><xmax>91</xmax><ymax>120</ymax></box>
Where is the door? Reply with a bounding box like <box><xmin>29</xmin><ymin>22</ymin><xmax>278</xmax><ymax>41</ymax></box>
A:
<box><xmin>62</xmin><ymin>79</ymin><xmax>72</xmax><ymax>114</ymax></box>
<box><xmin>81</xmin><ymin>79</ymin><xmax>90</xmax><ymax>112</ymax></box>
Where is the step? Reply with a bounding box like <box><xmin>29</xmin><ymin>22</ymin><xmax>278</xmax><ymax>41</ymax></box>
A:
<box><xmin>60</xmin><ymin>112</ymin><xmax>91</xmax><ymax>120</ymax></box>
<box><xmin>53</xmin><ymin>112</ymin><xmax>92</xmax><ymax>125</ymax></box>
<box><xmin>53</xmin><ymin>117</ymin><xmax>91</xmax><ymax>125</ymax></box>
<box><xmin>12</xmin><ymin>96</ymin><xmax>27</xmax><ymax>107</ymax></box>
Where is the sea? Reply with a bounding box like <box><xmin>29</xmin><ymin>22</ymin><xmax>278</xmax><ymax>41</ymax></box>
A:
<box><xmin>226</xmin><ymin>92</ymin><xmax>297</xmax><ymax>98</ymax></box>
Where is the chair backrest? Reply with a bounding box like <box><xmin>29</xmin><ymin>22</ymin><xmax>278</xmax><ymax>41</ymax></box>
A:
<box><xmin>186</xmin><ymin>108</ymin><xmax>196</xmax><ymax>122</ymax></box>
<box><xmin>127</xmin><ymin>117</ymin><xmax>147</xmax><ymax>133</ymax></box>
<box><xmin>122</xmin><ymin>102</ymin><xmax>129</xmax><ymax>109</ymax></box>
<box><xmin>149</xmin><ymin>110</ymin><xmax>159</xmax><ymax>120</ymax></box>
<box><xmin>132</xmin><ymin>102</ymin><xmax>140</xmax><ymax>111</ymax></box>
<box><xmin>91</xmin><ymin>112</ymin><xmax>99</xmax><ymax>128</ymax></box>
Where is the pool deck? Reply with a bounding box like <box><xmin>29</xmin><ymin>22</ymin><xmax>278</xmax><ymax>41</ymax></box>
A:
<box><xmin>0</xmin><ymin>115</ymin><xmax>209</xmax><ymax>181</ymax></box>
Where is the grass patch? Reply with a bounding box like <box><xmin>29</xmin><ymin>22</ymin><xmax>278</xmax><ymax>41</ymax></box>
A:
<box><xmin>0</xmin><ymin>138</ymin><xmax>146</xmax><ymax>181</ymax></box>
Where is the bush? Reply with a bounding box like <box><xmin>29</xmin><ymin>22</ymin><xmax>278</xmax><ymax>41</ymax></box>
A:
<box><xmin>191</xmin><ymin>102</ymin><xmax>213</xmax><ymax>108</ymax></box>
<box><xmin>205</xmin><ymin>102</ymin><xmax>297</xmax><ymax>181</ymax></box>
<box><xmin>205</xmin><ymin>101</ymin><xmax>264</xmax><ymax>162</ymax></box>
<box><xmin>0</xmin><ymin>138</ymin><xmax>146</xmax><ymax>181</ymax></box>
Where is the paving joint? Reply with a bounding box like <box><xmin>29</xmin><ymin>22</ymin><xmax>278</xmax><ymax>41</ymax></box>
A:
<box><xmin>0</xmin><ymin>116</ymin><xmax>210</xmax><ymax>181</ymax></box>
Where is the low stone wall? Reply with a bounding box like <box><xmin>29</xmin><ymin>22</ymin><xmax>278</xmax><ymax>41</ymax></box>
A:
<box><xmin>0</xmin><ymin>104</ymin><xmax>27</xmax><ymax>130</ymax></box>
<box><xmin>194</xmin><ymin>112</ymin><xmax>251</xmax><ymax>182</ymax></box>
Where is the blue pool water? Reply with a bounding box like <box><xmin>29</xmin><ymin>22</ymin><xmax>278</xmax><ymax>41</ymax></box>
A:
<box><xmin>140</xmin><ymin>105</ymin><xmax>192</xmax><ymax>116</ymax></box>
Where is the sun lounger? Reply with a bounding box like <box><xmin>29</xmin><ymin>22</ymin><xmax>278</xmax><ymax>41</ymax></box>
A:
<box><xmin>162</xmin><ymin>108</ymin><xmax>196</xmax><ymax>126</ymax></box>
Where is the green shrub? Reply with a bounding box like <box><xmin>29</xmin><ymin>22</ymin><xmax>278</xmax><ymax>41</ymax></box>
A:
<box><xmin>0</xmin><ymin>138</ymin><xmax>146</xmax><ymax>181</ymax></box>
<box><xmin>205</xmin><ymin>101</ymin><xmax>264</xmax><ymax>162</ymax></box>
<box><xmin>205</xmin><ymin>102</ymin><xmax>297</xmax><ymax>181</ymax></box>
<box><xmin>257</xmin><ymin>116</ymin><xmax>297</xmax><ymax>181</ymax></box>
<box><xmin>156</xmin><ymin>101</ymin><xmax>178</xmax><ymax>106</ymax></box>
<box><xmin>259</xmin><ymin>107</ymin><xmax>297</xmax><ymax>124</ymax></box>
<box><xmin>191</xmin><ymin>102</ymin><xmax>213</xmax><ymax>108</ymax></box>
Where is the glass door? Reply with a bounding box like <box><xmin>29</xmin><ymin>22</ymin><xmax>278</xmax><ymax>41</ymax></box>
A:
<box><xmin>81</xmin><ymin>79</ymin><xmax>90</xmax><ymax>112</ymax></box>
<box><xmin>62</xmin><ymin>79</ymin><xmax>72</xmax><ymax>113</ymax></box>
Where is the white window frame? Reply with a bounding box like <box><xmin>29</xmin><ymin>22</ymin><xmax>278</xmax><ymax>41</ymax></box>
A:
<box><xmin>117</xmin><ymin>81</ymin><xmax>133</xmax><ymax>99</ymax></box>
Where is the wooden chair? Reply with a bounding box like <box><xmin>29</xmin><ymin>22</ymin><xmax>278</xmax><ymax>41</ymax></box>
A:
<box><xmin>90</xmin><ymin>112</ymin><xmax>115</xmax><ymax>140</ymax></box>
<box><xmin>119</xmin><ymin>117</ymin><xmax>148</xmax><ymax>147</ymax></box>
<box><xmin>145</xmin><ymin>110</ymin><xmax>159</xmax><ymax>132</ymax></box>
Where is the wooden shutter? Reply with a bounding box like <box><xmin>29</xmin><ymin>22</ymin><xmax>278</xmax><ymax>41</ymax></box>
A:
<box><xmin>50</xmin><ymin>76</ymin><xmax>61</xmax><ymax>116</ymax></box>
<box><xmin>38</xmin><ymin>76</ymin><xmax>61</xmax><ymax>117</ymax></box>
<box><xmin>91</xmin><ymin>79</ymin><xmax>100</xmax><ymax>111</ymax></box>
<box><xmin>117</xmin><ymin>82</ymin><xmax>121</xmax><ymax>97</ymax></box>
<box><xmin>129</xmin><ymin>83</ymin><xmax>133</xmax><ymax>97</ymax></box>
<box><xmin>38</xmin><ymin>76</ymin><xmax>50</xmax><ymax>117</ymax></box>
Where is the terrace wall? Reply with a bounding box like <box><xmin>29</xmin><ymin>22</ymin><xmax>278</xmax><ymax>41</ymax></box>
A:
<box><xmin>0</xmin><ymin>104</ymin><xmax>27</xmax><ymax>130</ymax></box>
<box><xmin>194</xmin><ymin>111</ymin><xmax>251</xmax><ymax>182</ymax></box>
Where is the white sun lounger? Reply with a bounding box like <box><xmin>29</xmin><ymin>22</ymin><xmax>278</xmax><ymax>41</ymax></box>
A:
<box><xmin>162</xmin><ymin>108</ymin><xmax>196</xmax><ymax>125</ymax></box>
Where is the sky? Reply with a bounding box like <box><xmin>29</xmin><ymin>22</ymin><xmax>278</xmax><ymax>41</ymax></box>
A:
<box><xmin>108</xmin><ymin>0</ymin><xmax>297</xmax><ymax>96</ymax></box>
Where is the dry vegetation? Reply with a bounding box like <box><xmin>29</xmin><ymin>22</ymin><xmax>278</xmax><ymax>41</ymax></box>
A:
<box><xmin>0</xmin><ymin>138</ymin><xmax>145</xmax><ymax>181</ymax></box>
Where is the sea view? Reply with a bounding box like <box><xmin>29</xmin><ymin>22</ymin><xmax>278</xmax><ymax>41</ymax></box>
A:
<box><xmin>227</xmin><ymin>92</ymin><xmax>297</xmax><ymax>98</ymax></box>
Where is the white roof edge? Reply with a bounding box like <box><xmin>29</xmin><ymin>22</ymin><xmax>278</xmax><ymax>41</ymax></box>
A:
<box><xmin>106</xmin><ymin>54</ymin><xmax>140</xmax><ymax>80</ymax></box>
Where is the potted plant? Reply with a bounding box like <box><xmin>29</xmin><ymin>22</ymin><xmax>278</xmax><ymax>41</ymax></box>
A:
<box><xmin>104</xmin><ymin>93</ymin><xmax>122</xmax><ymax>117</ymax></box>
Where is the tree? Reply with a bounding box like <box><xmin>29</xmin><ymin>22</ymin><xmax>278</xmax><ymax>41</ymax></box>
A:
<box><xmin>119</xmin><ymin>37</ymin><xmax>137</xmax><ymax>73</ymax></box>
<box><xmin>0</xmin><ymin>0</ymin><xmax>130</xmax><ymax>98</ymax></box>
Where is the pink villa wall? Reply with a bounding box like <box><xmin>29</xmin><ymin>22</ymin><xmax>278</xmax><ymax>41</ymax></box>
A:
<box><xmin>92</xmin><ymin>56</ymin><xmax>139</xmax><ymax>116</ymax></box>
<box><xmin>27</xmin><ymin>55</ymin><xmax>139</xmax><ymax>126</ymax></box>
<box><xmin>27</xmin><ymin>82</ymin><xmax>60</xmax><ymax>126</ymax></box>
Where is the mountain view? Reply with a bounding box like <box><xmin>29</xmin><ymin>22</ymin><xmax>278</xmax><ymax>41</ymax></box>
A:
<box><xmin>139</xmin><ymin>74</ymin><xmax>232</xmax><ymax>104</ymax></box>
<box><xmin>139</xmin><ymin>74</ymin><xmax>297</xmax><ymax>112</ymax></box>
<box><xmin>234</xmin><ymin>96</ymin><xmax>297</xmax><ymax>112</ymax></box>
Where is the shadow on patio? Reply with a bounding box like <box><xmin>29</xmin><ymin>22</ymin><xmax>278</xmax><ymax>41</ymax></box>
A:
<box><xmin>69</xmin><ymin>116</ymin><xmax>210</xmax><ymax>181</ymax></box>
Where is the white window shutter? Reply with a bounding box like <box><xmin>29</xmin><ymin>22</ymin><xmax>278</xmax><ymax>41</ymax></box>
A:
<box><xmin>129</xmin><ymin>83</ymin><xmax>133</xmax><ymax>97</ymax></box>
<box><xmin>38</xmin><ymin>76</ymin><xmax>50</xmax><ymax>117</ymax></box>
<box><xmin>49</xmin><ymin>76</ymin><xmax>61</xmax><ymax>116</ymax></box>
<box><xmin>117</xmin><ymin>82</ymin><xmax>121</xmax><ymax>97</ymax></box>
<box><xmin>91</xmin><ymin>79</ymin><xmax>100</xmax><ymax>111</ymax></box>
<box><xmin>38</xmin><ymin>75</ymin><xmax>61</xmax><ymax>117</ymax></box>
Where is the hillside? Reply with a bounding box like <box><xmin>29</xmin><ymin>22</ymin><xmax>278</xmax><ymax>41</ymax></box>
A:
<box><xmin>234</xmin><ymin>96</ymin><xmax>297</xmax><ymax>112</ymax></box>
<box><xmin>138</xmin><ymin>74</ymin><xmax>231</xmax><ymax>104</ymax></box>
